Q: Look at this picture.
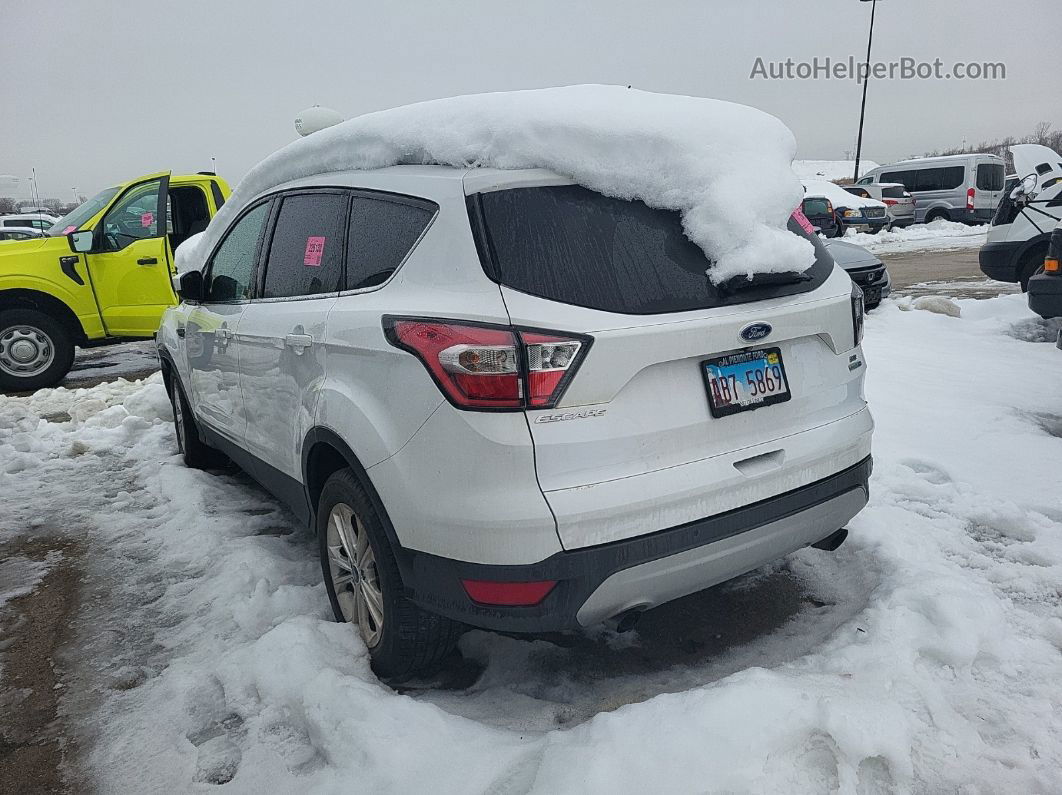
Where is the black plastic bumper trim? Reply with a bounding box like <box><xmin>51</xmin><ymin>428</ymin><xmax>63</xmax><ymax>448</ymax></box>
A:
<box><xmin>397</xmin><ymin>455</ymin><xmax>873</xmax><ymax>633</ymax></box>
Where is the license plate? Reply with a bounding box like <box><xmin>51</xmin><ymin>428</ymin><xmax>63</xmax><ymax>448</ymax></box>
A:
<box><xmin>703</xmin><ymin>347</ymin><xmax>791</xmax><ymax>417</ymax></box>
<box><xmin>864</xmin><ymin>287</ymin><xmax>881</xmax><ymax>305</ymax></box>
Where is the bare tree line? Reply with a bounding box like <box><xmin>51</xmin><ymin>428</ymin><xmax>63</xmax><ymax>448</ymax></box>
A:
<box><xmin>920</xmin><ymin>121</ymin><xmax>1062</xmax><ymax>171</ymax></box>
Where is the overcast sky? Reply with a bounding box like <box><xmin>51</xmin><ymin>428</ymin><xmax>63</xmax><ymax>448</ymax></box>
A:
<box><xmin>2</xmin><ymin>0</ymin><xmax>1059</xmax><ymax>200</ymax></box>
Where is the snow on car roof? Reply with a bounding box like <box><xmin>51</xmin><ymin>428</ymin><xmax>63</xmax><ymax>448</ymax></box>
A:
<box><xmin>802</xmin><ymin>179</ymin><xmax>886</xmax><ymax>210</ymax></box>
<box><xmin>178</xmin><ymin>85</ymin><xmax>815</xmax><ymax>285</ymax></box>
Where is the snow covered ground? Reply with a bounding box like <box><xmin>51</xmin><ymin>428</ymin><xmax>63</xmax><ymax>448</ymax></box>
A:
<box><xmin>1</xmin><ymin>294</ymin><xmax>1061</xmax><ymax>792</ymax></box>
<box><xmin>844</xmin><ymin>220</ymin><xmax>989</xmax><ymax>255</ymax></box>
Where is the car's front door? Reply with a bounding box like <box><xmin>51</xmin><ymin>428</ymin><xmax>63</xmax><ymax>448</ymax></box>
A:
<box><xmin>237</xmin><ymin>190</ymin><xmax>347</xmax><ymax>483</ymax></box>
<box><xmin>85</xmin><ymin>173</ymin><xmax>175</xmax><ymax>336</ymax></box>
<box><xmin>185</xmin><ymin>199</ymin><xmax>272</xmax><ymax>445</ymax></box>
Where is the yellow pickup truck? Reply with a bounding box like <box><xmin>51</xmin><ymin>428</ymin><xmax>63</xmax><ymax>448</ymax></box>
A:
<box><xmin>0</xmin><ymin>171</ymin><xmax>230</xmax><ymax>390</ymax></box>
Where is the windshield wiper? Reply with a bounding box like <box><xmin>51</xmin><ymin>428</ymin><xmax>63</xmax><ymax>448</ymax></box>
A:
<box><xmin>715</xmin><ymin>270</ymin><xmax>812</xmax><ymax>294</ymax></box>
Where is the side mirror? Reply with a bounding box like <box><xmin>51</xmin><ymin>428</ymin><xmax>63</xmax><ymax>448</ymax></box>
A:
<box><xmin>176</xmin><ymin>270</ymin><xmax>204</xmax><ymax>302</ymax></box>
<box><xmin>68</xmin><ymin>230</ymin><xmax>94</xmax><ymax>253</ymax></box>
<box><xmin>1012</xmin><ymin>172</ymin><xmax>1038</xmax><ymax>201</ymax></box>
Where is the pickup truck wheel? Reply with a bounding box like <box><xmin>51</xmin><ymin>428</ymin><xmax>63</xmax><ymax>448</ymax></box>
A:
<box><xmin>0</xmin><ymin>309</ymin><xmax>75</xmax><ymax>392</ymax></box>
<box><xmin>318</xmin><ymin>469</ymin><xmax>462</xmax><ymax>681</ymax></box>
<box><xmin>168</xmin><ymin>376</ymin><xmax>224</xmax><ymax>469</ymax></box>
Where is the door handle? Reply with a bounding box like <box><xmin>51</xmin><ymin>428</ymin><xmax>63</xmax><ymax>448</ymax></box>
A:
<box><xmin>285</xmin><ymin>333</ymin><xmax>313</xmax><ymax>353</ymax></box>
<box><xmin>137</xmin><ymin>257</ymin><xmax>158</xmax><ymax>265</ymax></box>
<box><xmin>215</xmin><ymin>328</ymin><xmax>234</xmax><ymax>340</ymax></box>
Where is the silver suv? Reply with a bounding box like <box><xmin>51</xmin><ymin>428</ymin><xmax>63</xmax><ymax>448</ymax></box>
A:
<box><xmin>158</xmin><ymin>165</ymin><xmax>873</xmax><ymax>678</ymax></box>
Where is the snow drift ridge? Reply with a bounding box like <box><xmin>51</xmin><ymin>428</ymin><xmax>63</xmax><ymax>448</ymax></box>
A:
<box><xmin>179</xmin><ymin>85</ymin><xmax>814</xmax><ymax>285</ymax></box>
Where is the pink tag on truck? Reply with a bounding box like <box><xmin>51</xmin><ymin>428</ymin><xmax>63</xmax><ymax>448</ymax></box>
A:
<box><xmin>791</xmin><ymin>208</ymin><xmax>816</xmax><ymax>236</ymax></box>
<box><xmin>304</xmin><ymin>236</ymin><xmax>325</xmax><ymax>266</ymax></box>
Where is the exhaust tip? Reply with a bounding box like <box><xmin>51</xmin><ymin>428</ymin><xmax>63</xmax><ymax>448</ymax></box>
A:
<box><xmin>605</xmin><ymin>607</ymin><xmax>646</xmax><ymax>633</ymax></box>
<box><xmin>811</xmin><ymin>527</ymin><xmax>849</xmax><ymax>552</ymax></box>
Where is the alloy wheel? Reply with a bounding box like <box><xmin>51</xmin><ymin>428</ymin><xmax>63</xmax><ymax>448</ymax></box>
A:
<box><xmin>326</xmin><ymin>502</ymin><xmax>385</xmax><ymax>648</ymax></box>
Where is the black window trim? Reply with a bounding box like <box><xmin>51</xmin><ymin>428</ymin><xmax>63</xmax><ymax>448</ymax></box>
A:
<box><xmin>94</xmin><ymin>174</ymin><xmax>170</xmax><ymax>254</ymax></box>
<box><xmin>251</xmin><ymin>187</ymin><xmax>351</xmax><ymax>304</ymax></box>
<box><xmin>199</xmin><ymin>196</ymin><xmax>274</xmax><ymax>306</ymax></box>
<box><xmin>246</xmin><ymin>185</ymin><xmax>439</xmax><ymax>303</ymax></box>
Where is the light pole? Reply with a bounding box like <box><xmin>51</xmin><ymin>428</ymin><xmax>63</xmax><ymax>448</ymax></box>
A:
<box><xmin>853</xmin><ymin>0</ymin><xmax>881</xmax><ymax>182</ymax></box>
<box><xmin>72</xmin><ymin>188</ymin><xmax>78</xmax><ymax>204</ymax></box>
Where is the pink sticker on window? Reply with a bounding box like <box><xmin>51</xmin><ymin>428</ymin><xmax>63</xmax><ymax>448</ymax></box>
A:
<box><xmin>304</xmin><ymin>236</ymin><xmax>325</xmax><ymax>266</ymax></box>
<box><xmin>140</xmin><ymin>211</ymin><xmax>154</xmax><ymax>228</ymax></box>
<box><xmin>62</xmin><ymin>225</ymin><xmax>76</xmax><ymax>235</ymax></box>
<box><xmin>791</xmin><ymin>208</ymin><xmax>816</xmax><ymax>235</ymax></box>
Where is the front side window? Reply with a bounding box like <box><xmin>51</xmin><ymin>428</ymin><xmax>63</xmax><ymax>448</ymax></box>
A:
<box><xmin>262</xmin><ymin>193</ymin><xmax>347</xmax><ymax>298</ymax></box>
<box><xmin>204</xmin><ymin>201</ymin><xmax>270</xmax><ymax>302</ymax></box>
<box><xmin>346</xmin><ymin>195</ymin><xmax>434</xmax><ymax>290</ymax></box>
<box><xmin>99</xmin><ymin>179</ymin><xmax>163</xmax><ymax>251</ymax></box>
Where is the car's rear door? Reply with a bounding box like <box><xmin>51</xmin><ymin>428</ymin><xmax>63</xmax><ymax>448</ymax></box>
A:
<box><xmin>235</xmin><ymin>190</ymin><xmax>345</xmax><ymax>494</ymax></box>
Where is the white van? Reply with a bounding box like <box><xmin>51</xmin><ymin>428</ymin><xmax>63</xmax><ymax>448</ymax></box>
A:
<box><xmin>980</xmin><ymin>144</ymin><xmax>1062</xmax><ymax>290</ymax></box>
<box><xmin>857</xmin><ymin>153</ymin><xmax>1005</xmax><ymax>224</ymax></box>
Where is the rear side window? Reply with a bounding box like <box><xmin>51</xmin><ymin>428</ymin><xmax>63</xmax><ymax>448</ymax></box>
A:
<box><xmin>473</xmin><ymin>185</ymin><xmax>831</xmax><ymax>315</ymax></box>
<box><xmin>977</xmin><ymin>163</ymin><xmax>1005</xmax><ymax>191</ymax></box>
<box><xmin>262</xmin><ymin>193</ymin><xmax>347</xmax><ymax>298</ymax></box>
<box><xmin>346</xmin><ymin>195</ymin><xmax>434</xmax><ymax>290</ymax></box>
<box><xmin>881</xmin><ymin>185</ymin><xmax>906</xmax><ymax>199</ymax></box>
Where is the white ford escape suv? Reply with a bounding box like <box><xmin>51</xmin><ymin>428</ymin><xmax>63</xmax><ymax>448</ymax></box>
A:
<box><xmin>158</xmin><ymin>165</ymin><xmax>873</xmax><ymax>678</ymax></box>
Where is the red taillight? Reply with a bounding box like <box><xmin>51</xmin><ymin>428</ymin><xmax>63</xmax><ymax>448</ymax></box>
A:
<box><xmin>882</xmin><ymin>198</ymin><xmax>898</xmax><ymax>206</ymax></box>
<box><xmin>967</xmin><ymin>187</ymin><xmax>975</xmax><ymax>209</ymax></box>
<box><xmin>385</xmin><ymin>317</ymin><xmax>590</xmax><ymax>411</ymax></box>
<box><xmin>462</xmin><ymin>579</ymin><xmax>557</xmax><ymax>606</ymax></box>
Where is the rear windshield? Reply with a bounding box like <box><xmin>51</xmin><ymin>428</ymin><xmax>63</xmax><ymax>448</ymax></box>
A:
<box><xmin>881</xmin><ymin>185</ymin><xmax>906</xmax><ymax>199</ymax></box>
<box><xmin>977</xmin><ymin>163</ymin><xmax>1005</xmax><ymax>191</ymax></box>
<box><xmin>802</xmin><ymin>197</ymin><xmax>830</xmax><ymax>216</ymax></box>
<box><xmin>470</xmin><ymin>185</ymin><xmax>832</xmax><ymax>315</ymax></box>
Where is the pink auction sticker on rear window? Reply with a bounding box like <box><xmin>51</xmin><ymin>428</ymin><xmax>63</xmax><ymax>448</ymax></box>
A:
<box><xmin>791</xmin><ymin>208</ymin><xmax>816</xmax><ymax>235</ymax></box>
<box><xmin>141</xmin><ymin>211</ymin><xmax>154</xmax><ymax>228</ymax></box>
<box><xmin>304</xmin><ymin>236</ymin><xmax>325</xmax><ymax>266</ymax></box>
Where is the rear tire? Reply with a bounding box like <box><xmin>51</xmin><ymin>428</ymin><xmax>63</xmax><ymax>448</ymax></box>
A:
<box><xmin>168</xmin><ymin>376</ymin><xmax>224</xmax><ymax>469</ymax></box>
<box><xmin>925</xmin><ymin>210</ymin><xmax>949</xmax><ymax>224</ymax></box>
<box><xmin>0</xmin><ymin>309</ymin><xmax>75</xmax><ymax>392</ymax></box>
<box><xmin>317</xmin><ymin>468</ymin><xmax>461</xmax><ymax>681</ymax></box>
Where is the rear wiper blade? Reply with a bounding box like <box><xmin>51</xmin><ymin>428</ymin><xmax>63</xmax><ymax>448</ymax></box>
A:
<box><xmin>715</xmin><ymin>270</ymin><xmax>812</xmax><ymax>294</ymax></box>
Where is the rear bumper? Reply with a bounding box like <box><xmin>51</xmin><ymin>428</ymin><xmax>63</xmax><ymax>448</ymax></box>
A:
<box><xmin>1028</xmin><ymin>273</ymin><xmax>1062</xmax><ymax>319</ymax></box>
<box><xmin>398</xmin><ymin>456</ymin><xmax>872</xmax><ymax>632</ymax></box>
<box><xmin>979</xmin><ymin>240</ymin><xmax>1022</xmax><ymax>282</ymax></box>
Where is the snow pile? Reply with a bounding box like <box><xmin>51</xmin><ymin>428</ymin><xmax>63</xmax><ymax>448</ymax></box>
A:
<box><xmin>793</xmin><ymin>159</ymin><xmax>879</xmax><ymax>181</ymax></box>
<box><xmin>2</xmin><ymin>295</ymin><xmax>1062</xmax><ymax>791</ymax></box>
<box><xmin>845</xmin><ymin>219</ymin><xmax>989</xmax><ymax>254</ymax></box>
<box><xmin>178</xmin><ymin>85</ymin><xmax>814</xmax><ymax>285</ymax></box>
<box><xmin>802</xmin><ymin>179</ymin><xmax>886</xmax><ymax>211</ymax></box>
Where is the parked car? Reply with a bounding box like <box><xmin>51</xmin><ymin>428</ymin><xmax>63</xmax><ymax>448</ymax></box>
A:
<box><xmin>824</xmin><ymin>239</ymin><xmax>891</xmax><ymax>309</ymax></box>
<box><xmin>800</xmin><ymin>195</ymin><xmax>838</xmax><ymax>237</ymax></box>
<box><xmin>0</xmin><ymin>171</ymin><xmax>230</xmax><ymax>390</ymax></box>
<box><xmin>1</xmin><ymin>212</ymin><xmax>57</xmax><ymax>231</ymax></box>
<box><xmin>158</xmin><ymin>164</ymin><xmax>874</xmax><ymax>678</ymax></box>
<box><xmin>856</xmin><ymin>153</ymin><xmax>1005</xmax><ymax>224</ymax></box>
<box><xmin>980</xmin><ymin>145</ymin><xmax>1062</xmax><ymax>290</ymax></box>
<box><xmin>1027</xmin><ymin>220</ymin><xmax>1062</xmax><ymax>331</ymax></box>
<box><xmin>0</xmin><ymin>226</ymin><xmax>46</xmax><ymax>242</ymax></box>
<box><xmin>844</xmin><ymin>183</ymin><xmax>915</xmax><ymax>228</ymax></box>
<box><xmin>803</xmin><ymin>179</ymin><xmax>888</xmax><ymax>235</ymax></box>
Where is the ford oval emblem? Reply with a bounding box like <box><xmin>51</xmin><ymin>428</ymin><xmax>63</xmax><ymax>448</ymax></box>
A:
<box><xmin>740</xmin><ymin>322</ymin><xmax>772</xmax><ymax>342</ymax></box>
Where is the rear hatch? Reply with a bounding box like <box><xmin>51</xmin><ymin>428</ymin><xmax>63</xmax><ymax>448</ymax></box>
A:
<box><xmin>879</xmin><ymin>184</ymin><xmax>914</xmax><ymax>219</ymax></box>
<box><xmin>974</xmin><ymin>161</ymin><xmax>1005</xmax><ymax>213</ymax></box>
<box><xmin>468</xmin><ymin>184</ymin><xmax>866</xmax><ymax>549</ymax></box>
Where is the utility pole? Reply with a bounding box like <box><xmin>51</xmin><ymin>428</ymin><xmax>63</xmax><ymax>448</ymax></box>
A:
<box><xmin>853</xmin><ymin>0</ymin><xmax>881</xmax><ymax>182</ymax></box>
